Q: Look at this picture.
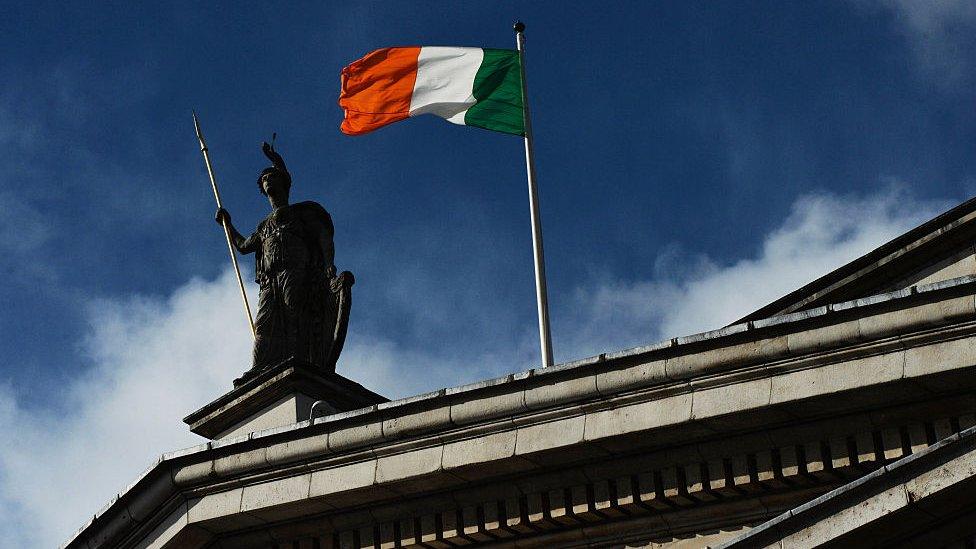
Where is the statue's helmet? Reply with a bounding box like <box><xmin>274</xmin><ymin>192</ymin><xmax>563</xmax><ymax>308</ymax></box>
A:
<box><xmin>257</xmin><ymin>142</ymin><xmax>292</xmax><ymax>195</ymax></box>
<box><xmin>257</xmin><ymin>166</ymin><xmax>291</xmax><ymax>195</ymax></box>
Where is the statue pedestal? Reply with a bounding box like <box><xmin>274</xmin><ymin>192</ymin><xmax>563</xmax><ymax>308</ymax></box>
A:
<box><xmin>183</xmin><ymin>359</ymin><xmax>388</xmax><ymax>440</ymax></box>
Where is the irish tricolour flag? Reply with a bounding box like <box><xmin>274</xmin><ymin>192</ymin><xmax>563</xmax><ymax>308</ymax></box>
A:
<box><xmin>339</xmin><ymin>47</ymin><xmax>524</xmax><ymax>136</ymax></box>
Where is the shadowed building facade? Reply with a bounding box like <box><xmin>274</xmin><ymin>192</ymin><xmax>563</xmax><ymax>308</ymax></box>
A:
<box><xmin>64</xmin><ymin>196</ymin><xmax>976</xmax><ymax>548</ymax></box>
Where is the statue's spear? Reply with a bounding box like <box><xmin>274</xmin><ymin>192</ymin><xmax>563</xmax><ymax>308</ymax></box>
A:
<box><xmin>192</xmin><ymin>111</ymin><xmax>257</xmax><ymax>338</ymax></box>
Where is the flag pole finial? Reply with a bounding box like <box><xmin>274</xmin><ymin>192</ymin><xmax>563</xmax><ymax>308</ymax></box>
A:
<box><xmin>513</xmin><ymin>21</ymin><xmax>525</xmax><ymax>33</ymax></box>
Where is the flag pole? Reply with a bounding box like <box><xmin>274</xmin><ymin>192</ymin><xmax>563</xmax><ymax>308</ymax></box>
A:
<box><xmin>192</xmin><ymin>111</ymin><xmax>257</xmax><ymax>339</ymax></box>
<box><xmin>514</xmin><ymin>22</ymin><xmax>554</xmax><ymax>368</ymax></box>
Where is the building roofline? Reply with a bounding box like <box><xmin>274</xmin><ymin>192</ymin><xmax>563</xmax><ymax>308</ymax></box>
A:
<box><xmin>63</xmin><ymin>273</ymin><xmax>976</xmax><ymax>548</ymax></box>
<box><xmin>736</xmin><ymin>195</ymin><xmax>976</xmax><ymax>323</ymax></box>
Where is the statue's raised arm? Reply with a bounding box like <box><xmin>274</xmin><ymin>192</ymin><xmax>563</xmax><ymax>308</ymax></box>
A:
<box><xmin>262</xmin><ymin>141</ymin><xmax>288</xmax><ymax>175</ymax></box>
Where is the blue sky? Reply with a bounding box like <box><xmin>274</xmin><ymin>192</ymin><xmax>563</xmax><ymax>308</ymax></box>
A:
<box><xmin>1</xmin><ymin>1</ymin><xmax>976</xmax><ymax>546</ymax></box>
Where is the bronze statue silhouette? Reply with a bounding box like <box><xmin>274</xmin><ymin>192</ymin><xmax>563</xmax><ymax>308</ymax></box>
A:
<box><xmin>216</xmin><ymin>143</ymin><xmax>353</xmax><ymax>386</ymax></box>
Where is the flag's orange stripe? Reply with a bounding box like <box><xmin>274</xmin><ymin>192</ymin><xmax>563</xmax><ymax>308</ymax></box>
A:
<box><xmin>339</xmin><ymin>47</ymin><xmax>421</xmax><ymax>136</ymax></box>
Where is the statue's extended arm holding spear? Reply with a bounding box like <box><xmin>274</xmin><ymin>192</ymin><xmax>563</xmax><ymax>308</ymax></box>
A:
<box><xmin>193</xmin><ymin>112</ymin><xmax>256</xmax><ymax>338</ymax></box>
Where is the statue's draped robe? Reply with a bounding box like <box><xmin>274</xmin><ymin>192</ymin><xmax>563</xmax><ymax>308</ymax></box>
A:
<box><xmin>240</xmin><ymin>201</ymin><xmax>348</xmax><ymax>373</ymax></box>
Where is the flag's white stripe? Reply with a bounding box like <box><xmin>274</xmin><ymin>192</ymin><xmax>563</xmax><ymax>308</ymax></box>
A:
<box><xmin>409</xmin><ymin>47</ymin><xmax>482</xmax><ymax>125</ymax></box>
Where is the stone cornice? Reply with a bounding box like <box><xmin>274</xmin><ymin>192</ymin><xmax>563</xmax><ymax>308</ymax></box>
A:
<box><xmin>63</xmin><ymin>275</ymin><xmax>976</xmax><ymax>548</ymax></box>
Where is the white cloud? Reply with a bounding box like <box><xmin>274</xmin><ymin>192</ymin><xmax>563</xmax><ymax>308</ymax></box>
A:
<box><xmin>862</xmin><ymin>0</ymin><xmax>976</xmax><ymax>88</ymax></box>
<box><xmin>0</xmin><ymin>270</ymin><xmax>251</xmax><ymax>547</ymax></box>
<box><xmin>563</xmin><ymin>186</ymin><xmax>951</xmax><ymax>359</ymax></box>
<box><xmin>0</xmin><ymin>185</ymin><xmax>955</xmax><ymax>547</ymax></box>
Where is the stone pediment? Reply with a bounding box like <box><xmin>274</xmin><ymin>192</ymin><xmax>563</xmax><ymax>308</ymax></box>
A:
<box><xmin>737</xmin><ymin>196</ymin><xmax>976</xmax><ymax>323</ymax></box>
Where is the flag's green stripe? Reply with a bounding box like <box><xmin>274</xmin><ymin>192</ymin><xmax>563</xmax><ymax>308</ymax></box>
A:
<box><xmin>464</xmin><ymin>49</ymin><xmax>524</xmax><ymax>136</ymax></box>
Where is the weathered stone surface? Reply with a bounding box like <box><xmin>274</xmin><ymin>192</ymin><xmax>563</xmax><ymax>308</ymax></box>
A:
<box><xmin>853</xmin><ymin>432</ymin><xmax>877</xmax><ymax>467</ymax></box>
<box><xmin>666</xmin><ymin>337</ymin><xmax>788</xmax><ymax>380</ymax></box>
<box><xmin>440</xmin><ymin>508</ymin><xmax>462</xmax><ymax>539</ymax></box>
<box><xmin>704</xmin><ymin>458</ymin><xmax>734</xmax><ymax>495</ymax></box>
<box><xmin>450</xmin><ymin>390</ymin><xmax>525</xmax><ymax>426</ymax></box>
<box><xmin>612</xmin><ymin>475</ymin><xmax>641</xmax><ymax>513</ymax></box>
<box><xmin>753</xmin><ymin>451</ymin><xmax>778</xmax><ymax>487</ymax></box>
<box><xmin>515</xmin><ymin>415</ymin><xmax>585</xmax><ymax>456</ymax></box>
<box><xmin>523</xmin><ymin>375</ymin><xmax>597</xmax><ymax>410</ymax></box>
<box><xmin>828</xmin><ymin>436</ymin><xmax>851</xmax><ymax>471</ymax></box>
<box><xmin>214</xmin><ymin>448</ymin><xmax>268</xmax><ymax>477</ymax></box>
<box><xmin>674</xmin><ymin>323</ymin><xmax>748</xmax><ymax>346</ymax></box>
<box><xmin>125</xmin><ymin>473</ymin><xmax>177</xmax><ymax>522</ymax></box>
<box><xmin>583</xmin><ymin>392</ymin><xmax>693</xmax><ymax>442</ymax></box>
<box><xmin>595</xmin><ymin>359</ymin><xmax>667</xmax><ymax>395</ymax></box>
<box><xmin>442</xmin><ymin>430</ymin><xmax>517</xmax><ymax>470</ymax></box>
<box><xmin>781</xmin><ymin>485</ymin><xmax>910</xmax><ymax>547</ymax></box>
<box><xmin>880</xmin><ymin>428</ymin><xmax>903</xmax><ymax>461</ymax></box>
<box><xmin>780</xmin><ymin>445</ymin><xmax>800</xmax><ymax>479</ymax></box>
<box><xmin>692</xmin><ymin>377</ymin><xmax>771</xmax><ymax>420</ymax></box>
<box><xmin>328</xmin><ymin>421</ymin><xmax>383</xmax><ymax>452</ymax></box>
<box><xmin>186</xmin><ymin>489</ymin><xmax>239</xmax><ymax>524</ymax></box>
<box><xmin>903</xmin><ymin>335</ymin><xmax>976</xmax><ymax>382</ymax></box>
<box><xmin>858</xmin><ymin>296</ymin><xmax>975</xmax><ymax>340</ymax></box>
<box><xmin>309</xmin><ymin>459</ymin><xmax>377</xmax><ymax>497</ymax></box>
<box><xmin>904</xmin><ymin>444</ymin><xmax>976</xmax><ymax>501</ymax></box>
<box><xmin>460</xmin><ymin>504</ymin><xmax>491</xmax><ymax>540</ymax></box>
<box><xmin>787</xmin><ymin>320</ymin><xmax>861</xmax><ymax>355</ymax></box>
<box><xmin>499</xmin><ymin>496</ymin><xmax>529</xmax><ymax>534</ymax></box>
<box><xmin>375</xmin><ymin>446</ymin><xmax>443</xmax><ymax>484</ymax></box>
<box><xmin>240</xmin><ymin>474</ymin><xmax>312</xmax><ymax>515</ymax></box>
<box><xmin>131</xmin><ymin>502</ymin><xmax>190</xmax><ymax>549</ymax></box>
<box><xmin>382</xmin><ymin>405</ymin><xmax>452</xmax><ymax>440</ymax></box>
<box><xmin>218</xmin><ymin>394</ymin><xmax>309</xmax><ymax>440</ymax></box>
<box><xmin>729</xmin><ymin>454</ymin><xmax>754</xmax><ymax>492</ymax></box>
<box><xmin>541</xmin><ymin>488</ymin><xmax>568</xmax><ymax>525</ymax></box>
<box><xmin>635</xmin><ymin>471</ymin><xmax>669</xmax><ymax>510</ymax></box>
<box><xmin>88</xmin><ymin>505</ymin><xmax>136</xmax><ymax>548</ymax></box>
<box><xmin>769</xmin><ymin>350</ymin><xmax>905</xmax><ymax>405</ymax></box>
<box><xmin>265</xmin><ymin>434</ymin><xmax>329</xmax><ymax>466</ymax></box>
<box><xmin>591</xmin><ymin>479</ymin><xmax>624</xmax><ymax>516</ymax></box>
<box><xmin>685</xmin><ymin>462</ymin><xmax>719</xmax><ymax>501</ymax></box>
<box><xmin>172</xmin><ymin>459</ymin><xmax>215</xmax><ymax>487</ymax></box>
<box><xmin>658</xmin><ymin>466</ymin><xmax>693</xmax><ymax>506</ymax></box>
<box><xmin>803</xmin><ymin>441</ymin><xmax>827</xmax><ymax>478</ymax></box>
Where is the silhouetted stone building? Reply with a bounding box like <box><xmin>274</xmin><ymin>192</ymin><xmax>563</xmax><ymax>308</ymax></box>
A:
<box><xmin>65</xmin><ymin>197</ymin><xmax>976</xmax><ymax>548</ymax></box>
